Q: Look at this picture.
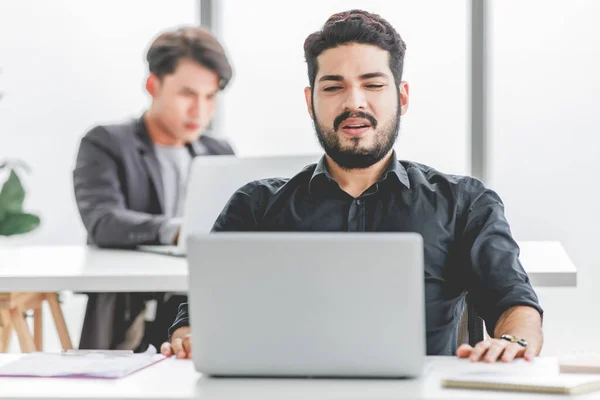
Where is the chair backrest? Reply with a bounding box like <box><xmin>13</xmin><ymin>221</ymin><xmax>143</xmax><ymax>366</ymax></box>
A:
<box><xmin>457</xmin><ymin>293</ymin><xmax>485</xmax><ymax>346</ymax></box>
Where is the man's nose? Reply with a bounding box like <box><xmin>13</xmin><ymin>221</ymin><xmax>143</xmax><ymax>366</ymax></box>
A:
<box><xmin>342</xmin><ymin>86</ymin><xmax>367</xmax><ymax>111</ymax></box>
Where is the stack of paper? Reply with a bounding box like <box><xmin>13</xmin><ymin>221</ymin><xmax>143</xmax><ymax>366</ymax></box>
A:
<box><xmin>560</xmin><ymin>352</ymin><xmax>600</xmax><ymax>374</ymax></box>
<box><xmin>443</xmin><ymin>372</ymin><xmax>600</xmax><ymax>395</ymax></box>
<box><xmin>0</xmin><ymin>346</ymin><xmax>166</xmax><ymax>379</ymax></box>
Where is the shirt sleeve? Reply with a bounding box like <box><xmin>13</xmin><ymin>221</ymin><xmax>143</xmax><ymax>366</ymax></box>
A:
<box><xmin>459</xmin><ymin>177</ymin><xmax>544</xmax><ymax>337</ymax></box>
<box><xmin>73</xmin><ymin>126</ymin><xmax>169</xmax><ymax>247</ymax></box>
<box><xmin>168</xmin><ymin>302</ymin><xmax>190</xmax><ymax>340</ymax></box>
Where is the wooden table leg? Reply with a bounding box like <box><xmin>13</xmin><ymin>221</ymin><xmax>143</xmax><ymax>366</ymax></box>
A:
<box><xmin>33</xmin><ymin>307</ymin><xmax>43</xmax><ymax>351</ymax></box>
<box><xmin>45</xmin><ymin>293</ymin><xmax>73</xmax><ymax>350</ymax></box>
<box><xmin>0</xmin><ymin>309</ymin><xmax>12</xmax><ymax>352</ymax></box>
<box><xmin>10</xmin><ymin>307</ymin><xmax>36</xmax><ymax>353</ymax></box>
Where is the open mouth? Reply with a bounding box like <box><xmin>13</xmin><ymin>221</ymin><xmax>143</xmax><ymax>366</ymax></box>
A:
<box><xmin>340</xmin><ymin>118</ymin><xmax>373</xmax><ymax>136</ymax></box>
<box><xmin>344</xmin><ymin>124</ymin><xmax>370</xmax><ymax>129</ymax></box>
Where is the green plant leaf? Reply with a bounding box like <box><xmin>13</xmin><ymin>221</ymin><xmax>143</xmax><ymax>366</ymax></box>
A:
<box><xmin>0</xmin><ymin>212</ymin><xmax>40</xmax><ymax>236</ymax></box>
<box><xmin>0</xmin><ymin>169</ymin><xmax>25</xmax><ymax>213</ymax></box>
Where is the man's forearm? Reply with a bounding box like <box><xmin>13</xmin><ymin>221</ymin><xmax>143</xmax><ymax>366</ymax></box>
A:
<box><xmin>494</xmin><ymin>305</ymin><xmax>543</xmax><ymax>355</ymax></box>
<box><xmin>88</xmin><ymin>209</ymin><xmax>168</xmax><ymax>247</ymax></box>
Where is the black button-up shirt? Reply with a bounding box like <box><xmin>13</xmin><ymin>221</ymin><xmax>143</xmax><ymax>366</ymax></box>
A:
<box><xmin>170</xmin><ymin>152</ymin><xmax>542</xmax><ymax>355</ymax></box>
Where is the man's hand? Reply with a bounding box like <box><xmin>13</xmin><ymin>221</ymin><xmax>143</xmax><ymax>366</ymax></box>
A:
<box><xmin>456</xmin><ymin>338</ymin><xmax>536</xmax><ymax>363</ymax></box>
<box><xmin>456</xmin><ymin>305</ymin><xmax>543</xmax><ymax>363</ymax></box>
<box><xmin>160</xmin><ymin>326</ymin><xmax>192</xmax><ymax>359</ymax></box>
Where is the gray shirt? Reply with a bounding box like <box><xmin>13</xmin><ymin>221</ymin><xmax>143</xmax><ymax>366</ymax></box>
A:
<box><xmin>154</xmin><ymin>144</ymin><xmax>193</xmax><ymax>244</ymax></box>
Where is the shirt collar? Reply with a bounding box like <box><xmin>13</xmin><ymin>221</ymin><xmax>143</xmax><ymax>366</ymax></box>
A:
<box><xmin>308</xmin><ymin>151</ymin><xmax>410</xmax><ymax>194</ymax></box>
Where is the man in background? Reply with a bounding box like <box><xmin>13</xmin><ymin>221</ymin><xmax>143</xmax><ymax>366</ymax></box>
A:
<box><xmin>73</xmin><ymin>27</ymin><xmax>234</xmax><ymax>351</ymax></box>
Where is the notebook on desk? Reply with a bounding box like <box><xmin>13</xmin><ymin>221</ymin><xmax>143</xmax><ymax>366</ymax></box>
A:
<box><xmin>0</xmin><ymin>346</ymin><xmax>166</xmax><ymax>379</ymax></box>
<box><xmin>560</xmin><ymin>353</ymin><xmax>600</xmax><ymax>374</ymax></box>
<box><xmin>442</xmin><ymin>372</ymin><xmax>600</xmax><ymax>395</ymax></box>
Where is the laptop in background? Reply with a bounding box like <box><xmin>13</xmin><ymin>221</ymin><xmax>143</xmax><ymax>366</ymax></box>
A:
<box><xmin>187</xmin><ymin>232</ymin><xmax>426</xmax><ymax>378</ymax></box>
<box><xmin>137</xmin><ymin>154</ymin><xmax>319</xmax><ymax>257</ymax></box>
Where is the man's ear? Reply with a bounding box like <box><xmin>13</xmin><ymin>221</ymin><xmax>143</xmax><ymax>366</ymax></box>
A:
<box><xmin>399</xmin><ymin>81</ymin><xmax>409</xmax><ymax>115</ymax></box>
<box><xmin>304</xmin><ymin>87</ymin><xmax>314</xmax><ymax>119</ymax></box>
<box><xmin>146</xmin><ymin>74</ymin><xmax>160</xmax><ymax>98</ymax></box>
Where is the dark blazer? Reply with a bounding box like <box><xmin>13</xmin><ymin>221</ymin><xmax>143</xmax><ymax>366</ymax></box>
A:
<box><xmin>74</xmin><ymin>116</ymin><xmax>234</xmax><ymax>247</ymax></box>
<box><xmin>73</xmin><ymin>116</ymin><xmax>234</xmax><ymax>350</ymax></box>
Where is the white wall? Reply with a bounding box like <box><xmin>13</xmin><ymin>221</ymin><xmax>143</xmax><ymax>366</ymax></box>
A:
<box><xmin>220</xmin><ymin>0</ymin><xmax>470</xmax><ymax>175</ymax></box>
<box><xmin>489</xmin><ymin>0</ymin><xmax>600</xmax><ymax>355</ymax></box>
<box><xmin>0</xmin><ymin>0</ymin><xmax>199</xmax><ymax>245</ymax></box>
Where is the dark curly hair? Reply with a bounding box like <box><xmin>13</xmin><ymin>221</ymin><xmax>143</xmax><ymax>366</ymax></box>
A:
<box><xmin>304</xmin><ymin>10</ymin><xmax>406</xmax><ymax>89</ymax></box>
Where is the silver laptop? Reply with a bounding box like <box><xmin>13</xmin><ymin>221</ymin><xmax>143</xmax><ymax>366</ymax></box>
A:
<box><xmin>138</xmin><ymin>154</ymin><xmax>318</xmax><ymax>257</ymax></box>
<box><xmin>187</xmin><ymin>232</ymin><xmax>426</xmax><ymax>378</ymax></box>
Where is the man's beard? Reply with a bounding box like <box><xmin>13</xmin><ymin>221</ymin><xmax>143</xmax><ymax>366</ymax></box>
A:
<box><xmin>312</xmin><ymin>104</ymin><xmax>400</xmax><ymax>170</ymax></box>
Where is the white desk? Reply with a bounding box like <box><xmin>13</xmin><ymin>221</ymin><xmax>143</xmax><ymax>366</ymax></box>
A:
<box><xmin>0</xmin><ymin>246</ymin><xmax>187</xmax><ymax>292</ymax></box>
<box><xmin>0</xmin><ymin>241</ymin><xmax>576</xmax><ymax>292</ymax></box>
<box><xmin>518</xmin><ymin>241</ymin><xmax>576</xmax><ymax>287</ymax></box>
<box><xmin>0</xmin><ymin>355</ymin><xmax>592</xmax><ymax>400</ymax></box>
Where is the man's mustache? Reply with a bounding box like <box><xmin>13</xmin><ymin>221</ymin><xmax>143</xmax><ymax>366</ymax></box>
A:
<box><xmin>333</xmin><ymin>111</ymin><xmax>378</xmax><ymax>131</ymax></box>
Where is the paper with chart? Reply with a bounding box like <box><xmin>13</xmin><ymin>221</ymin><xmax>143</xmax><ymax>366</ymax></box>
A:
<box><xmin>0</xmin><ymin>345</ymin><xmax>166</xmax><ymax>379</ymax></box>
